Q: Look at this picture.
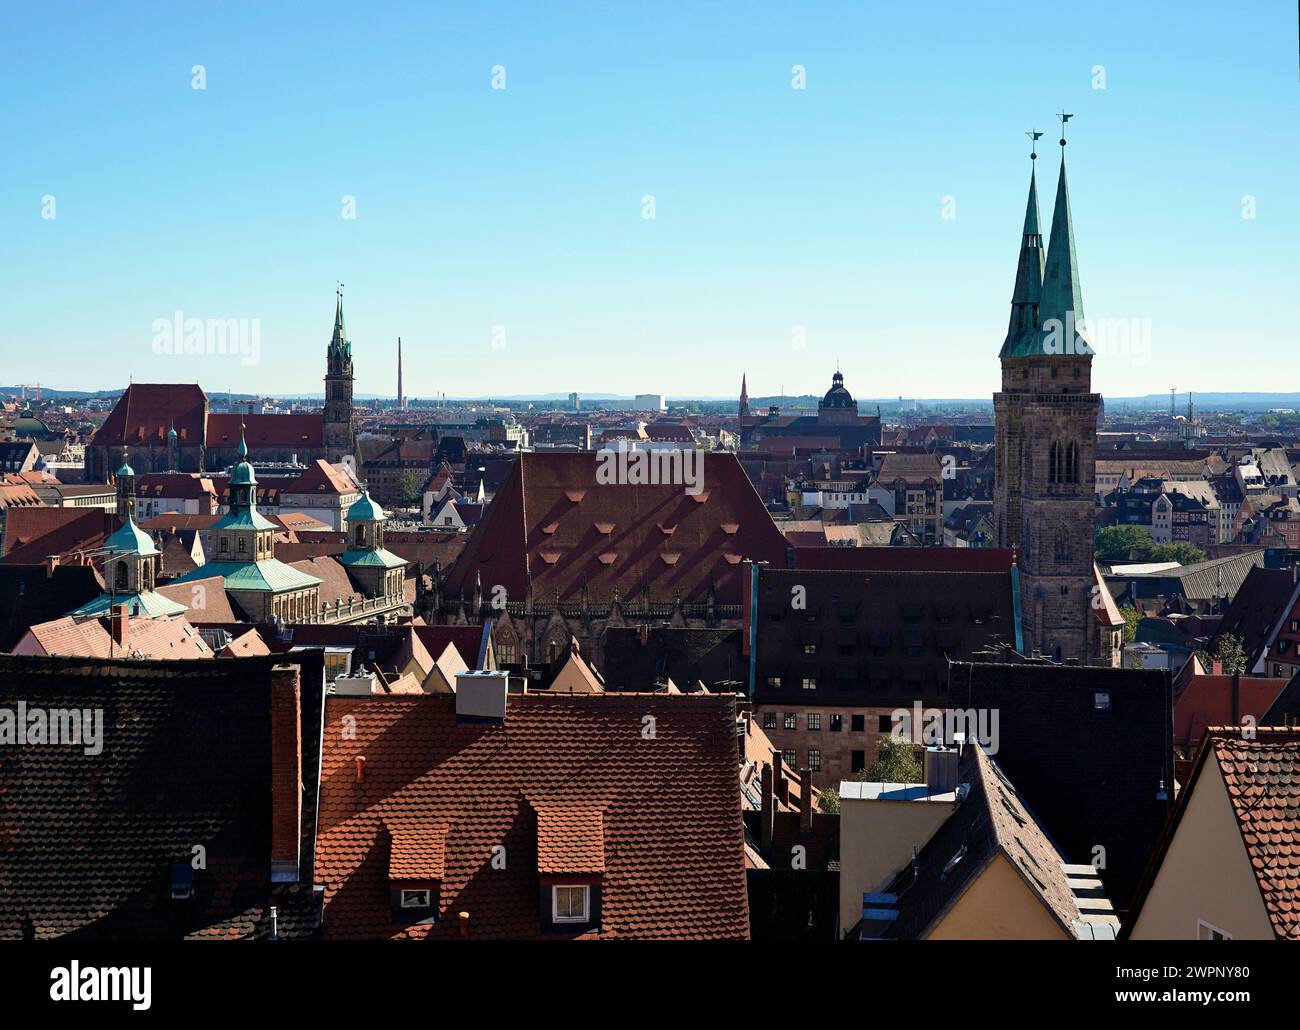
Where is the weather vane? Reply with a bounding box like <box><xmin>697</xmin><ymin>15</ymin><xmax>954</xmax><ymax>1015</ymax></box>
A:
<box><xmin>1057</xmin><ymin>110</ymin><xmax>1073</xmax><ymax>147</ymax></box>
<box><xmin>1026</xmin><ymin>128</ymin><xmax>1043</xmax><ymax>161</ymax></box>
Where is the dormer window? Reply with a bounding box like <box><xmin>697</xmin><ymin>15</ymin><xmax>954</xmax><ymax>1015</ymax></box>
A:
<box><xmin>533</xmin><ymin>803</ymin><xmax>605</xmax><ymax>934</ymax></box>
<box><xmin>551</xmin><ymin>885</ymin><xmax>590</xmax><ymax>923</ymax></box>
<box><xmin>400</xmin><ymin>889</ymin><xmax>432</xmax><ymax>909</ymax></box>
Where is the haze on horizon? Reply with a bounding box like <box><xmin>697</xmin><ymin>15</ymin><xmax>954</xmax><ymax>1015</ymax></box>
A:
<box><xmin>3</xmin><ymin>1</ymin><xmax>1297</xmax><ymax>400</ymax></box>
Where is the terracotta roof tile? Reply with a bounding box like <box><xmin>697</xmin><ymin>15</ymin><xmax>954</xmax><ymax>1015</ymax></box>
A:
<box><xmin>533</xmin><ymin>806</ymin><xmax>605</xmax><ymax>874</ymax></box>
<box><xmin>315</xmin><ymin>693</ymin><xmax>749</xmax><ymax>939</ymax></box>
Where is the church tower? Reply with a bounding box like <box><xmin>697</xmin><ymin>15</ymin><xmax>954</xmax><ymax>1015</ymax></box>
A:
<box><xmin>738</xmin><ymin>373</ymin><xmax>750</xmax><ymax>419</ymax></box>
<box><xmin>993</xmin><ymin>121</ymin><xmax>1102</xmax><ymax>662</ymax></box>
<box><xmin>324</xmin><ymin>287</ymin><xmax>356</xmax><ymax>460</ymax></box>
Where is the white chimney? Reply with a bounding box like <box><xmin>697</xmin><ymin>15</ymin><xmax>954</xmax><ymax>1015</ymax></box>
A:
<box><xmin>455</xmin><ymin>670</ymin><xmax>509</xmax><ymax>722</ymax></box>
<box><xmin>334</xmin><ymin>667</ymin><xmax>378</xmax><ymax>696</ymax></box>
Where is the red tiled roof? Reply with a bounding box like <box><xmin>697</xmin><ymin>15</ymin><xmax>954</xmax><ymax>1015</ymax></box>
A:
<box><xmin>443</xmin><ymin>452</ymin><xmax>789</xmax><ymax>606</ymax></box>
<box><xmin>386</xmin><ymin>824</ymin><xmax>448</xmax><ymax>880</ymax></box>
<box><xmin>1211</xmin><ymin>729</ymin><xmax>1300</xmax><ymax>938</ymax></box>
<box><xmin>206</xmin><ymin>412</ymin><xmax>324</xmax><ymax>449</ymax></box>
<box><xmin>534</xmin><ymin>805</ymin><xmax>605</xmax><ymax>874</ymax></box>
<box><xmin>315</xmin><ymin>693</ymin><xmax>749</xmax><ymax>939</ymax></box>
<box><xmin>0</xmin><ymin>508</ymin><xmax>116</xmax><ymax>565</ymax></box>
<box><xmin>92</xmin><ymin>384</ymin><xmax>207</xmax><ymax>448</ymax></box>
<box><xmin>1174</xmin><ymin>675</ymin><xmax>1290</xmax><ymax>749</ymax></box>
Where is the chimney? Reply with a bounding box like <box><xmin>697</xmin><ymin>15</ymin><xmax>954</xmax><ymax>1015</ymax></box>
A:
<box><xmin>760</xmin><ymin>761</ymin><xmax>775</xmax><ymax>849</ymax></box>
<box><xmin>774</xmin><ymin>751</ymin><xmax>790</xmax><ymax>807</ymax></box>
<box><xmin>799</xmin><ymin>768</ymin><xmax>814</xmax><ymax>834</ymax></box>
<box><xmin>458</xmin><ymin>911</ymin><xmax>470</xmax><ymax>938</ymax></box>
<box><xmin>354</xmin><ymin>755</ymin><xmax>366</xmax><ymax>782</ymax></box>
<box><xmin>1212</xmin><ymin>659</ymin><xmax>1223</xmax><ymax>675</ymax></box>
<box><xmin>269</xmin><ymin>664</ymin><xmax>303</xmax><ymax>883</ymax></box>
<box><xmin>45</xmin><ymin>554</ymin><xmax>59</xmax><ymax>579</ymax></box>
<box><xmin>111</xmin><ymin>603</ymin><xmax>129</xmax><ymax>648</ymax></box>
<box><xmin>1231</xmin><ymin>671</ymin><xmax>1241</xmax><ymax>725</ymax></box>
<box><xmin>924</xmin><ymin>745</ymin><xmax>959</xmax><ymax>795</ymax></box>
<box><xmin>455</xmin><ymin>670</ymin><xmax>509</xmax><ymax>722</ymax></box>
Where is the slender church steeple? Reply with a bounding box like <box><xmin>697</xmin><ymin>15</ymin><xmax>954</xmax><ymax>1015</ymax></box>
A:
<box><xmin>739</xmin><ymin>373</ymin><xmax>750</xmax><ymax>418</ymax></box>
<box><xmin>1038</xmin><ymin>113</ymin><xmax>1090</xmax><ymax>355</ymax></box>
<box><xmin>1000</xmin><ymin>131</ymin><xmax>1045</xmax><ymax>356</ymax></box>
<box><xmin>324</xmin><ymin>283</ymin><xmax>356</xmax><ymax>460</ymax></box>
<box><xmin>397</xmin><ymin>337</ymin><xmax>405</xmax><ymax>412</ymax></box>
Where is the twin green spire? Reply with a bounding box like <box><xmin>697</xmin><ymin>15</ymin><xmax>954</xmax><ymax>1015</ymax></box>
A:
<box><xmin>329</xmin><ymin>291</ymin><xmax>350</xmax><ymax>359</ymax></box>
<box><xmin>1000</xmin><ymin>127</ymin><xmax>1090</xmax><ymax>359</ymax></box>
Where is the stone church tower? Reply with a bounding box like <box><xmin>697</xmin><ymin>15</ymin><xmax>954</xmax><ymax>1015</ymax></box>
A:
<box><xmin>994</xmin><ymin>128</ymin><xmax>1102</xmax><ymax>662</ymax></box>
<box><xmin>324</xmin><ymin>290</ymin><xmax>356</xmax><ymax>461</ymax></box>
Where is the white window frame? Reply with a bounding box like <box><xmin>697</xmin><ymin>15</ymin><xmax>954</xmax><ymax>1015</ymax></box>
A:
<box><xmin>1196</xmin><ymin>918</ymin><xmax>1231</xmax><ymax>940</ymax></box>
<box><xmin>399</xmin><ymin>889</ymin><xmax>432</xmax><ymax>909</ymax></box>
<box><xmin>551</xmin><ymin>884</ymin><xmax>590</xmax><ymax>924</ymax></box>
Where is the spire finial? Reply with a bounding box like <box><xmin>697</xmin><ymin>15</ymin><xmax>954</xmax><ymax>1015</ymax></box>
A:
<box><xmin>1026</xmin><ymin>128</ymin><xmax>1043</xmax><ymax>162</ymax></box>
<box><xmin>1057</xmin><ymin>110</ymin><xmax>1073</xmax><ymax>148</ymax></box>
<box><xmin>238</xmin><ymin>421</ymin><xmax>248</xmax><ymax>461</ymax></box>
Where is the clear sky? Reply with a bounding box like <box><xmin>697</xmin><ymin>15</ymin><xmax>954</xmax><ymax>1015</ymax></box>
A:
<box><xmin>2</xmin><ymin>1</ymin><xmax>1297</xmax><ymax>401</ymax></box>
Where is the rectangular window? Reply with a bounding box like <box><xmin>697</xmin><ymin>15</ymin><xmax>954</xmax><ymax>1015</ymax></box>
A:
<box><xmin>1196</xmin><ymin>919</ymin><xmax>1231</xmax><ymax>941</ymax></box>
<box><xmin>552</xmin><ymin>885</ymin><xmax>590</xmax><ymax>923</ymax></box>
<box><xmin>1093</xmin><ymin>690</ymin><xmax>1112</xmax><ymax>712</ymax></box>
<box><xmin>766</xmin><ymin>676</ymin><xmax>781</xmax><ymax>688</ymax></box>
<box><xmin>803</xmin><ymin>643</ymin><xmax>817</xmax><ymax>655</ymax></box>
<box><xmin>782</xmin><ymin>749</ymin><xmax>797</xmax><ymax>768</ymax></box>
<box><xmin>801</xmin><ymin>677</ymin><xmax>816</xmax><ymax>691</ymax></box>
<box><xmin>808</xmin><ymin>749</ymin><xmax>822</xmax><ymax>771</ymax></box>
<box><xmin>784</xmin><ymin>713</ymin><xmax>796</xmax><ymax>730</ymax></box>
<box><xmin>807</xmin><ymin>713</ymin><xmax>821</xmax><ymax>731</ymax></box>
<box><xmin>400</xmin><ymin>889</ymin><xmax>431</xmax><ymax>909</ymax></box>
<box><xmin>878</xmin><ymin>714</ymin><xmax>894</xmax><ymax>733</ymax></box>
<box><xmin>851</xmin><ymin>714</ymin><xmax>865</xmax><ymax>733</ymax></box>
<box><xmin>829</xmin><ymin>714</ymin><xmax>843</xmax><ymax>732</ymax></box>
<box><xmin>762</xmin><ymin>712</ymin><xmax>777</xmax><ymax>730</ymax></box>
<box><xmin>851</xmin><ymin>749</ymin><xmax>865</xmax><ymax>773</ymax></box>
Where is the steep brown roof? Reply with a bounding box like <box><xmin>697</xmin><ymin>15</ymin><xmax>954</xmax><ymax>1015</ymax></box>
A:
<box><xmin>315</xmin><ymin>693</ymin><xmax>749</xmax><ymax>939</ymax></box>
<box><xmin>91</xmin><ymin>384</ymin><xmax>208</xmax><ymax>448</ymax></box>
<box><xmin>444</xmin><ymin>452</ymin><xmax>788</xmax><ymax>606</ymax></box>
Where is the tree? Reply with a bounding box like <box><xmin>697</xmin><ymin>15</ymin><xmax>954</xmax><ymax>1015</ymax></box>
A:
<box><xmin>860</xmin><ymin>735</ymin><xmax>923</xmax><ymax>784</ymax></box>
<box><xmin>396</xmin><ymin>470</ymin><xmax>422</xmax><ymax>506</ymax></box>
<box><xmin>1120</xmin><ymin>604</ymin><xmax>1141</xmax><ymax>644</ymax></box>
<box><xmin>1195</xmin><ymin>633</ymin><xmax>1248</xmax><ymax>675</ymax></box>
<box><xmin>1095</xmin><ymin>525</ymin><xmax>1152</xmax><ymax>562</ymax></box>
<box><xmin>1150</xmin><ymin>542</ymin><xmax>1206</xmax><ymax>565</ymax></box>
<box><xmin>817</xmin><ymin>786</ymin><xmax>840</xmax><ymax>815</ymax></box>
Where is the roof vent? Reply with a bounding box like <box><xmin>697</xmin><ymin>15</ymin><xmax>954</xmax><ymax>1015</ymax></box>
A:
<box><xmin>456</xmin><ymin>670</ymin><xmax>509</xmax><ymax>722</ymax></box>
<box><xmin>335</xmin><ymin>669</ymin><xmax>378</xmax><ymax>696</ymax></box>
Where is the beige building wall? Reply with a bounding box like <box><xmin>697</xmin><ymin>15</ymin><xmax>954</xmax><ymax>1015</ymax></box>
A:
<box><xmin>929</xmin><ymin>853</ymin><xmax>1068</xmax><ymax>939</ymax></box>
<box><xmin>1129</xmin><ymin>760</ymin><xmax>1274</xmax><ymax>940</ymax></box>
<box><xmin>837</xmin><ymin>793</ymin><xmax>955</xmax><ymax>936</ymax></box>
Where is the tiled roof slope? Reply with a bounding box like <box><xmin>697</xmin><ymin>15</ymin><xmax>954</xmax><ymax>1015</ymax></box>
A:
<box><xmin>207</xmin><ymin>412</ymin><xmax>323</xmax><ymax>449</ymax></box>
<box><xmin>1212</xmin><ymin>728</ymin><xmax>1300</xmax><ymax>938</ymax></box>
<box><xmin>443</xmin><ymin>452</ymin><xmax>789</xmax><ymax>606</ymax></box>
<box><xmin>316</xmin><ymin>693</ymin><xmax>749</xmax><ymax>939</ymax></box>
<box><xmin>0</xmin><ymin>652</ymin><xmax>326</xmax><ymax>940</ymax></box>
<box><xmin>534</xmin><ymin>806</ymin><xmax>606</xmax><ymax>874</ymax></box>
<box><xmin>792</xmin><ymin>546</ymin><xmax>1014</xmax><ymax>573</ymax></box>
<box><xmin>91</xmin><ymin>384</ymin><xmax>207</xmax><ymax>448</ymax></box>
<box><xmin>0</xmin><ymin>564</ymin><xmax>102</xmax><ymax>650</ymax></box>
<box><xmin>1213</xmin><ymin>566</ymin><xmax>1299</xmax><ymax>667</ymax></box>
<box><xmin>886</xmin><ymin>744</ymin><xmax>1107</xmax><ymax>939</ymax></box>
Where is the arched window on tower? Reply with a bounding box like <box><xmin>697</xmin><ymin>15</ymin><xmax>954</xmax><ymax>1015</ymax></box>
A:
<box><xmin>1067</xmin><ymin>441</ymin><xmax>1080</xmax><ymax>484</ymax></box>
<box><xmin>114</xmin><ymin>561</ymin><xmax>128</xmax><ymax>591</ymax></box>
<box><xmin>1054</xmin><ymin>528</ymin><xmax>1072</xmax><ymax>564</ymax></box>
<box><xmin>1048</xmin><ymin>441</ymin><xmax>1059</xmax><ymax>484</ymax></box>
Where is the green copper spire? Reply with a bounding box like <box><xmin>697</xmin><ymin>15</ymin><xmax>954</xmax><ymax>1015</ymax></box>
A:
<box><xmin>1002</xmin><ymin>118</ymin><xmax>1091</xmax><ymax>359</ymax></box>
<box><xmin>1000</xmin><ymin>136</ymin><xmax>1045</xmax><ymax>358</ymax></box>
<box><xmin>1037</xmin><ymin>113</ymin><xmax>1090</xmax><ymax>355</ymax></box>
<box><xmin>330</xmin><ymin>283</ymin><xmax>350</xmax><ymax>359</ymax></box>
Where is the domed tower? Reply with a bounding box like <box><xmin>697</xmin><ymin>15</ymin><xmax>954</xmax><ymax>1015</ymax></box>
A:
<box><xmin>114</xmin><ymin>450</ymin><xmax>135</xmax><ymax>520</ymax></box>
<box><xmin>340</xmin><ymin>487</ymin><xmax>408</xmax><ymax>600</ymax></box>
<box><xmin>817</xmin><ymin>370</ymin><xmax>859</xmax><ymax>426</ymax></box>
<box><xmin>68</xmin><ymin>454</ymin><xmax>186</xmax><ymax>619</ymax></box>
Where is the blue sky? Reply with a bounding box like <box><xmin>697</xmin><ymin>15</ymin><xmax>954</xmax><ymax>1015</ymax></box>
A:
<box><xmin>2</xmin><ymin>1</ymin><xmax>1297</xmax><ymax>400</ymax></box>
